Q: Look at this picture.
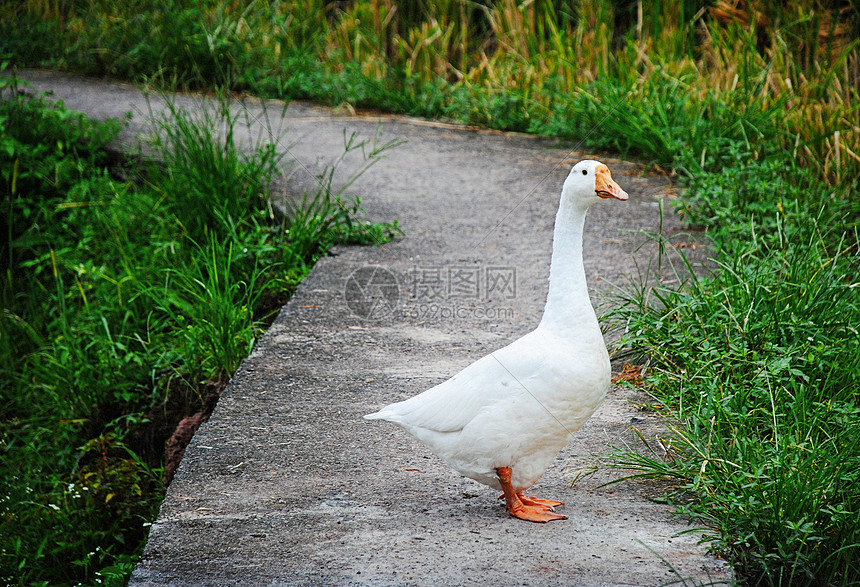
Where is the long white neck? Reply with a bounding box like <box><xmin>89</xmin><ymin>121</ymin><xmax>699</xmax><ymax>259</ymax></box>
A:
<box><xmin>537</xmin><ymin>196</ymin><xmax>599</xmax><ymax>335</ymax></box>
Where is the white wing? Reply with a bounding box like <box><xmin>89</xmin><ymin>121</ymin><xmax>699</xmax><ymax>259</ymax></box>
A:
<box><xmin>365</xmin><ymin>331</ymin><xmax>556</xmax><ymax>433</ymax></box>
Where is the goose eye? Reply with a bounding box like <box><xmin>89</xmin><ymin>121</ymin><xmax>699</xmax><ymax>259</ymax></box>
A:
<box><xmin>582</xmin><ymin>170</ymin><xmax>588</xmax><ymax>175</ymax></box>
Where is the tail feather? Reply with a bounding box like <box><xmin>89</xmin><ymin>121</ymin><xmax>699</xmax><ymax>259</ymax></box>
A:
<box><xmin>364</xmin><ymin>406</ymin><xmax>398</xmax><ymax>421</ymax></box>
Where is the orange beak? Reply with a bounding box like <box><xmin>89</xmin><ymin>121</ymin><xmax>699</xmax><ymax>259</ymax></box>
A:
<box><xmin>595</xmin><ymin>164</ymin><xmax>628</xmax><ymax>201</ymax></box>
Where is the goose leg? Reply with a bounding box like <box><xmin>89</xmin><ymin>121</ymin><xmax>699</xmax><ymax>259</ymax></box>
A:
<box><xmin>495</xmin><ymin>467</ymin><xmax>567</xmax><ymax>523</ymax></box>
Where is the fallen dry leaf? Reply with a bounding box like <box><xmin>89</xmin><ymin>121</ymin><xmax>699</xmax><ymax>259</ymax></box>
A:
<box><xmin>612</xmin><ymin>363</ymin><xmax>645</xmax><ymax>386</ymax></box>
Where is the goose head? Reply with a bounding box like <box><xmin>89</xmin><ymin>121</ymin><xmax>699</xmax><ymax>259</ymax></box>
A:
<box><xmin>562</xmin><ymin>160</ymin><xmax>628</xmax><ymax>209</ymax></box>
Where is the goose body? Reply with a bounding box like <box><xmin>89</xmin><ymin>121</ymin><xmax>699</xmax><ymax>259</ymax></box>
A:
<box><xmin>365</xmin><ymin>160</ymin><xmax>628</xmax><ymax>521</ymax></box>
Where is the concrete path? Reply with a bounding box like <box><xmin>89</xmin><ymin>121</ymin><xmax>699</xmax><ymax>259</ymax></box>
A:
<box><xmin>21</xmin><ymin>71</ymin><xmax>730</xmax><ymax>586</ymax></box>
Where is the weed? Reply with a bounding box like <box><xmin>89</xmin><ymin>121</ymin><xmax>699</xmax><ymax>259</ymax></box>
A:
<box><xmin>148</xmin><ymin>236</ymin><xmax>266</xmax><ymax>380</ymax></box>
<box><xmin>608</xmin><ymin>210</ymin><xmax>860</xmax><ymax>584</ymax></box>
<box><xmin>281</xmin><ymin>129</ymin><xmax>404</xmax><ymax>264</ymax></box>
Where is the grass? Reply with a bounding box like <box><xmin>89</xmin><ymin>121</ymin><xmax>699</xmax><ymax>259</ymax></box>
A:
<box><xmin>5</xmin><ymin>0</ymin><xmax>855</xmax><ymax>188</ymax></box>
<box><xmin>609</xmin><ymin>210</ymin><xmax>860</xmax><ymax>584</ymax></box>
<box><xmin>0</xmin><ymin>68</ymin><xmax>399</xmax><ymax>585</ymax></box>
<box><xmin>1</xmin><ymin>0</ymin><xmax>859</xmax><ymax>585</ymax></box>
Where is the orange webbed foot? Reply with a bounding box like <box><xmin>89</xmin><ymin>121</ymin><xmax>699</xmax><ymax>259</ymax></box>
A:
<box><xmin>517</xmin><ymin>493</ymin><xmax>563</xmax><ymax>509</ymax></box>
<box><xmin>507</xmin><ymin>502</ymin><xmax>568</xmax><ymax>523</ymax></box>
<box><xmin>496</xmin><ymin>467</ymin><xmax>567</xmax><ymax>523</ymax></box>
<box><xmin>498</xmin><ymin>492</ymin><xmax>564</xmax><ymax>508</ymax></box>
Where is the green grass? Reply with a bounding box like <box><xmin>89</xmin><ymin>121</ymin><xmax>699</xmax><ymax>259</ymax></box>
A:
<box><xmin>592</xmin><ymin>49</ymin><xmax>860</xmax><ymax>584</ymax></box>
<box><xmin>609</xmin><ymin>211</ymin><xmax>860</xmax><ymax>584</ymax></box>
<box><xmin>0</xmin><ymin>69</ymin><xmax>398</xmax><ymax>585</ymax></box>
<box><xmin>2</xmin><ymin>0</ymin><xmax>859</xmax><ymax>585</ymax></box>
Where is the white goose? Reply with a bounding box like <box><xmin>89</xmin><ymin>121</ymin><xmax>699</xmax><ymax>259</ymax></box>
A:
<box><xmin>365</xmin><ymin>160</ymin><xmax>628</xmax><ymax>522</ymax></box>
